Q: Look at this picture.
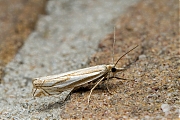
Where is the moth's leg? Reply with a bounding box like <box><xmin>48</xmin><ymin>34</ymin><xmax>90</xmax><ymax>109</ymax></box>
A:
<box><xmin>106</xmin><ymin>73</ymin><xmax>114</xmax><ymax>95</ymax></box>
<box><xmin>112</xmin><ymin>76</ymin><xmax>134</xmax><ymax>81</ymax></box>
<box><xmin>32</xmin><ymin>88</ymin><xmax>37</xmax><ymax>98</ymax></box>
<box><xmin>88</xmin><ymin>77</ymin><xmax>104</xmax><ymax>105</ymax></box>
<box><xmin>106</xmin><ymin>76</ymin><xmax>130</xmax><ymax>94</ymax></box>
<box><xmin>64</xmin><ymin>89</ymin><xmax>74</xmax><ymax>102</ymax></box>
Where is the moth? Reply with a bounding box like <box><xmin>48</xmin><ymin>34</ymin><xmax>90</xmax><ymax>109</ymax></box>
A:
<box><xmin>32</xmin><ymin>29</ymin><xmax>138</xmax><ymax>104</ymax></box>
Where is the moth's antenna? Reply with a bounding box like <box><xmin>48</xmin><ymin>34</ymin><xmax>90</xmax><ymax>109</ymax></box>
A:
<box><xmin>114</xmin><ymin>45</ymin><xmax>139</xmax><ymax>67</ymax></box>
<box><xmin>112</xmin><ymin>27</ymin><xmax>116</xmax><ymax>65</ymax></box>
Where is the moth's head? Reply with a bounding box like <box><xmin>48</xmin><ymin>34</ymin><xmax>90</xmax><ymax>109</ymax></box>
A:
<box><xmin>107</xmin><ymin>65</ymin><xmax>118</xmax><ymax>73</ymax></box>
<box><xmin>107</xmin><ymin>65</ymin><xmax>125</xmax><ymax>73</ymax></box>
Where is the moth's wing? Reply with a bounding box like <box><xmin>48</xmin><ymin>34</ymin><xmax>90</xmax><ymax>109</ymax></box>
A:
<box><xmin>33</xmin><ymin>87</ymin><xmax>74</xmax><ymax>97</ymax></box>
<box><xmin>32</xmin><ymin>65</ymin><xmax>108</xmax><ymax>97</ymax></box>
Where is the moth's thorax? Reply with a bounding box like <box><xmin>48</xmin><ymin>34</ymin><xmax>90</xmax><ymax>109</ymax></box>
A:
<box><xmin>106</xmin><ymin>64</ymin><xmax>114</xmax><ymax>70</ymax></box>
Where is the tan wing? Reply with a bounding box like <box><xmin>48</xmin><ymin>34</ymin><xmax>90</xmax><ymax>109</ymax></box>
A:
<box><xmin>32</xmin><ymin>65</ymin><xmax>110</xmax><ymax>97</ymax></box>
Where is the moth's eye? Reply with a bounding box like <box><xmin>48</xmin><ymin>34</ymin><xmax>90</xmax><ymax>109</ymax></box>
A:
<box><xmin>111</xmin><ymin>67</ymin><xmax>116</xmax><ymax>72</ymax></box>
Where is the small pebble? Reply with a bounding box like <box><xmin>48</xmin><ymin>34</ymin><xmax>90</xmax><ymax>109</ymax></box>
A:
<box><xmin>161</xmin><ymin>104</ymin><xmax>171</xmax><ymax>116</ymax></box>
<box><xmin>139</xmin><ymin>54</ymin><xmax>146</xmax><ymax>60</ymax></box>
